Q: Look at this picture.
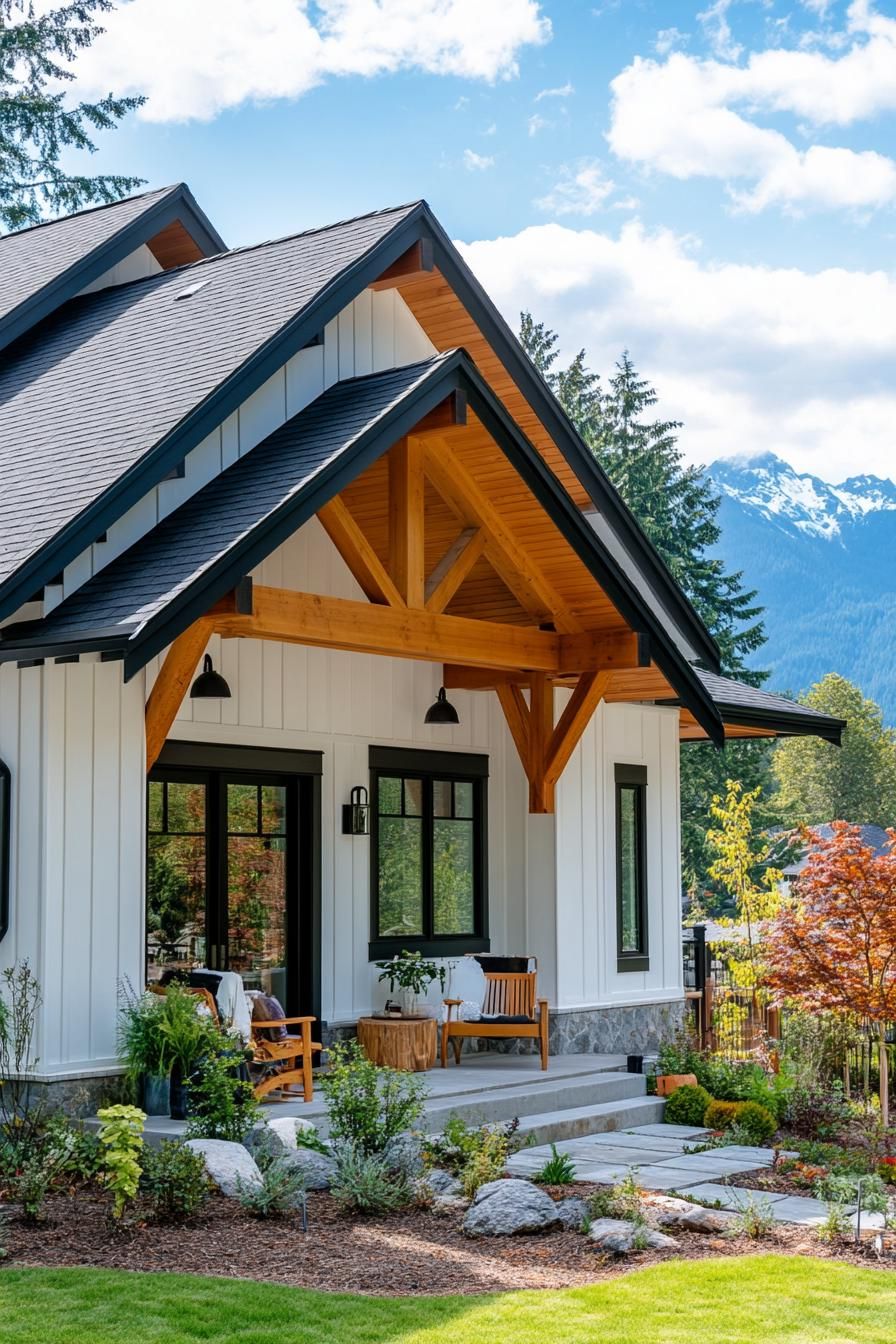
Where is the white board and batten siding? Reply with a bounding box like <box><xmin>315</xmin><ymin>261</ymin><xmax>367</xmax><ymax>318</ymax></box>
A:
<box><xmin>0</xmin><ymin>283</ymin><xmax>684</xmax><ymax>1076</ymax></box>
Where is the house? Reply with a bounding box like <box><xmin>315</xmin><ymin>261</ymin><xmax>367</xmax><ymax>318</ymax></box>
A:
<box><xmin>0</xmin><ymin>185</ymin><xmax>843</xmax><ymax>1104</ymax></box>
<box><xmin>780</xmin><ymin>823</ymin><xmax>893</xmax><ymax>890</ymax></box>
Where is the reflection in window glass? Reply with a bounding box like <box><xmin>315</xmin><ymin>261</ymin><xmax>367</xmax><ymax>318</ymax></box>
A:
<box><xmin>454</xmin><ymin>781</ymin><xmax>473</xmax><ymax>819</ymax></box>
<box><xmin>618</xmin><ymin>785</ymin><xmax>641</xmax><ymax>955</ymax></box>
<box><xmin>379</xmin><ymin>776</ymin><xmax>402</xmax><ymax>815</ymax></box>
<box><xmin>148</xmin><ymin>780</ymin><xmax>164</xmax><ymax>832</ymax></box>
<box><xmin>146</xmin><ymin>780</ymin><xmax>208</xmax><ymax>983</ymax></box>
<box><xmin>227</xmin><ymin>783</ymin><xmax>258</xmax><ymax>834</ymax></box>
<box><xmin>165</xmin><ymin>781</ymin><xmax>206</xmax><ymax>835</ymax></box>
<box><xmin>433</xmin><ymin>779</ymin><xmax>452</xmax><ymax>819</ymax></box>
<box><xmin>378</xmin><ymin>816</ymin><xmax>423</xmax><ymax>937</ymax></box>
<box><xmin>403</xmin><ymin>778</ymin><xmax>423</xmax><ymax>816</ymax></box>
<box><xmin>260</xmin><ymin>785</ymin><xmax>286</xmax><ymax>836</ymax></box>
<box><xmin>433</xmin><ymin>818</ymin><xmax>474</xmax><ymax>934</ymax></box>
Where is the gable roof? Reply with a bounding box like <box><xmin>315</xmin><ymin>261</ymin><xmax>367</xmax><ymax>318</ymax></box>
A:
<box><xmin>0</xmin><ymin>183</ymin><xmax>225</xmax><ymax>353</ymax></box>
<box><xmin>692</xmin><ymin>670</ymin><xmax>844</xmax><ymax>745</ymax></box>
<box><xmin>0</xmin><ymin>347</ymin><xmax>724</xmax><ymax>746</ymax></box>
<box><xmin>0</xmin><ymin>201</ymin><xmax>421</xmax><ymax>618</ymax></box>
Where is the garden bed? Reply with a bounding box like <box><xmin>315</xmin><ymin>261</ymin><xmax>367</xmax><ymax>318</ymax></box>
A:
<box><xmin>6</xmin><ymin>1183</ymin><xmax>896</xmax><ymax>1295</ymax></box>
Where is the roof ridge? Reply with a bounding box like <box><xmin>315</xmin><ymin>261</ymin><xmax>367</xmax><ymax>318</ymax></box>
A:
<box><xmin>57</xmin><ymin>199</ymin><xmax>427</xmax><ymax>299</ymax></box>
<box><xmin>0</xmin><ymin>184</ymin><xmax>180</xmax><ymax>243</ymax></box>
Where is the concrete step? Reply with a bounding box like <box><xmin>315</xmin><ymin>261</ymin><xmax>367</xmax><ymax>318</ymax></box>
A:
<box><xmin>514</xmin><ymin>1095</ymin><xmax>667</xmax><ymax>1146</ymax></box>
<box><xmin>418</xmin><ymin>1069</ymin><xmax>648</xmax><ymax>1131</ymax></box>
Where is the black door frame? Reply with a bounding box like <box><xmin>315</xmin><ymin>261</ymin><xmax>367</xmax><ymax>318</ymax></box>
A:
<box><xmin>149</xmin><ymin>741</ymin><xmax>323</xmax><ymax>1022</ymax></box>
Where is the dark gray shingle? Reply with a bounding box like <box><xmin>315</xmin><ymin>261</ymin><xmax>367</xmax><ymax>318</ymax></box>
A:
<box><xmin>0</xmin><ymin>202</ymin><xmax>419</xmax><ymax>593</ymax></box>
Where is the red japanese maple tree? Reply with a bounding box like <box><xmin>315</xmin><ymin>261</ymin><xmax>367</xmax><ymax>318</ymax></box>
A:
<box><xmin>765</xmin><ymin>821</ymin><xmax>896</xmax><ymax>1126</ymax></box>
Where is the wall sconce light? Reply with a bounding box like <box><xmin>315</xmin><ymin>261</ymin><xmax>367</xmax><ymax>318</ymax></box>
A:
<box><xmin>190</xmin><ymin>653</ymin><xmax>232</xmax><ymax>699</ymax></box>
<box><xmin>342</xmin><ymin>785</ymin><xmax>370</xmax><ymax>835</ymax></box>
<box><xmin>424</xmin><ymin>686</ymin><xmax>459</xmax><ymax>725</ymax></box>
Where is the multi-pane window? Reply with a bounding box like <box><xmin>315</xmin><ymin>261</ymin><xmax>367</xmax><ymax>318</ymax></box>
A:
<box><xmin>0</xmin><ymin>758</ymin><xmax>9</xmax><ymax>945</ymax></box>
<box><xmin>615</xmin><ymin>764</ymin><xmax>649</xmax><ymax>972</ymax></box>
<box><xmin>370</xmin><ymin>747</ymin><xmax>488</xmax><ymax>957</ymax></box>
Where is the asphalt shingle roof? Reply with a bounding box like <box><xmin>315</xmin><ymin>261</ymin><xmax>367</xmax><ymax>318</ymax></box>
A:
<box><xmin>5</xmin><ymin>353</ymin><xmax>452</xmax><ymax>648</ymax></box>
<box><xmin>0</xmin><ymin>185</ymin><xmax>177</xmax><ymax>333</ymax></box>
<box><xmin>694</xmin><ymin>669</ymin><xmax>844</xmax><ymax>742</ymax></box>
<box><xmin>0</xmin><ymin>201</ymin><xmax>419</xmax><ymax>597</ymax></box>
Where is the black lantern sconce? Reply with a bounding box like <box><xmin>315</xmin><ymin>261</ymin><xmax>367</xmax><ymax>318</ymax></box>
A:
<box><xmin>424</xmin><ymin>686</ymin><xmax>460</xmax><ymax>725</ymax></box>
<box><xmin>342</xmin><ymin>785</ymin><xmax>370</xmax><ymax>836</ymax></box>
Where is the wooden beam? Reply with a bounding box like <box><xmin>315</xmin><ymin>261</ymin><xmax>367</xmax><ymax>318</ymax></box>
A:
<box><xmin>212</xmin><ymin>585</ymin><xmax>563</xmax><ymax>672</ymax></box>
<box><xmin>543</xmin><ymin>671</ymin><xmax>611</xmax><ymax>790</ymax></box>
<box><xmin>556</xmin><ymin>628</ymin><xmax>642</xmax><ymax>673</ymax></box>
<box><xmin>425</xmin><ymin>528</ymin><xmax>485</xmax><ymax>613</ymax></box>
<box><xmin>317</xmin><ymin>496</ymin><xmax>406</xmax><ymax>608</ymax></box>
<box><xmin>496</xmin><ymin>682</ymin><xmax>531</xmax><ymax>779</ymax></box>
<box><xmin>411</xmin><ymin>390</ymin><xmax>467</xmax><ymax>435</ymax></box>
<box><xmin>528</xmin><ymin>672</ymin><xmax>554</xmax><ymax>813</ymax></box>
<box><xmin>389</xmin><ymin>436</ymin><xmax>426</xmax><ymax>607</ymax></box>
<box><xmin>444</xmin><ymin>665</ymin><xmax>528</xmax><ymax>691</ymax></box>
<box><xmin>368</xmin><ymin>239</ymin><xmax>434</xmax><ymax>291</ymax></box>
<box><xmin>144</xmin><ymin>619</ymin><xmax>212</xmax><ymax>772</ymax></box>
<box><xmin>422</xmin><ymin>439</ymin><xmax>583</xmax><ymax>633</ymax></box>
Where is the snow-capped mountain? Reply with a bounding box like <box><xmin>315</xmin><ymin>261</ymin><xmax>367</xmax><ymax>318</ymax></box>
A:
<box><xmin>710</xmin><ymin>452</ymin><xmax>896</xmax><ymax>542</ymax></box>
<box><xmin>706</xmin><ymin>452</ymin><xmax>896</xmax><ymax>722</ymax></box>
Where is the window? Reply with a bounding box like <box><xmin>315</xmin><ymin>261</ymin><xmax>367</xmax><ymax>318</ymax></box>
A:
<box><xmin>370</xmin><ymin>746</ymin><xmax>488</xmax><ymax>958</ymax></box>
<box><xmin>0</xmin><ymin>757</ymin><xmax>9</xmax><ymax>945</ymax></box>
<box><xmin>615</xmin><ymin>764</ymin><xmax>648</xmax><ymax>972</ymax></box>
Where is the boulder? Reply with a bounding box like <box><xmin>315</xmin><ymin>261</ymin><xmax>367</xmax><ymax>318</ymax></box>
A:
<box><xmin>247</xmin><ymin>1116</ymin><xmax>318</xmax><ymax>1160</ymax></box>
<box><xmin>650</xmin><ymin>1195</ymin><xmax>738</xmax><ymax>1235</ymax></box>
<box><xmin>463</xmin><ymin>1178</ymin><xmax>559</xmax><ymax>1237</ymax></box>
<box><xmin>424</xmin><ymin>1168</ymin><xmax>463</xmax><ymax>1198</ymax></box>
<box><xmin>588</xmin><ymin>1218</ymin><xmax>678</xmax><ymax>1254</ymax></box>
<box><xmin>383</xmin><ymin>1132</ymin><xmax>425</xmax><ymax>1176</ymax></box>
<box><xmin>282</xmin><ymin>1145</ymin><xmax>337</xmax><ymax>1190</ymax></box>
<box><xmin>555</xmin><ymin>1196</ymin><xmax>589</xmax><ymax>1231</ymax></box>
<box><xmin>184</xmin><ymin>1139</ymin><xmax>262</xmax><ymax>1198</ymax></box>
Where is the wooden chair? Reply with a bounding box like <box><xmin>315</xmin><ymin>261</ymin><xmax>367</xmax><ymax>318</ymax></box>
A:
<box><xmin>441</xmin><ymin>964</ymin><xmax>550</xmax><ymax>1070</ymax></box>
<box><xmin>148</xmin><ymin>980</ymin><xmax>321</xmax><ymax>1102</ymax></box>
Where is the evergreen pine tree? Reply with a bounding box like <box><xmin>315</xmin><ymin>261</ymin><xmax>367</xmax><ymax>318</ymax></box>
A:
<box><xmin>0</xmin><ymin>0</ymin><xmax>145</xmax><ymax>231</ymax></box>
<box><xmin>519</xmin><ymin>313</ymin><xmax>772</xmax><ymax>901</ymax></box>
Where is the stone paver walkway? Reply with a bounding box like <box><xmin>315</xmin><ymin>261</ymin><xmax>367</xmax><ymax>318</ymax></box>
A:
<box><xmin>506</xmin><ymin>1123</ymin><xmax>869</xmax><ymax>1227</ymax></box>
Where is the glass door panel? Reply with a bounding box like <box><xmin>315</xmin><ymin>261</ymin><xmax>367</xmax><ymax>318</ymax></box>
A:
<box><xmin>146</xmin><ymin>778</ymin><xmax>208</xmax><ymax>982</ymax></box>
<box><xmin>224</xmin><ymin>781</ymin><xmax>289</xmax><ymax>1002</ymax></box>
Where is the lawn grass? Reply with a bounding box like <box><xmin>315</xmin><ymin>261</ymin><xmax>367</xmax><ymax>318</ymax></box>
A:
<box><xmin>1</xmin><ymin>1256</ymin><xmax>895</xmax><ymax>1344</ymax></box>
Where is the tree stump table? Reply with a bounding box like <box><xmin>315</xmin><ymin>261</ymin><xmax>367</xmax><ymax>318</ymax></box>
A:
<box><xmin>357</xmin><ymin>1016</ymin><xmax>437</xmax><ymax>1071</ymax></box>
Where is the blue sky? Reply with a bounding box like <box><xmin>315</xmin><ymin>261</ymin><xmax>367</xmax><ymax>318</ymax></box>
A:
<box><xmin>67</xmin><ymin>0</ymin><xmax>896</xmax><ymax>482</ymax></box>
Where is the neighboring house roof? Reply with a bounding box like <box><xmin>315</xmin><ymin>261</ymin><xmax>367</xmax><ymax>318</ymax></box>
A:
<box><xmin>692</xmin><ymin>670</ymin><xmax>844</xmax><ymax>745</ymax></box>
<box><xmin>0</xmin><ymin>183</ymin><xmax>225</xmax><ymax>353</ymax></box>
<box><xmin>783</xmin><ymin>823</ymin><xmax>893</xmax><ymax>876</ymax></box>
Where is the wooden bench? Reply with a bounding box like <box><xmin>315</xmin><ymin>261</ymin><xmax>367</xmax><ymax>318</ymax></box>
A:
<box><xmin>441</xmin><ymin>966</ymin><xmax>549</xmax><ymax>1070</ymax></box>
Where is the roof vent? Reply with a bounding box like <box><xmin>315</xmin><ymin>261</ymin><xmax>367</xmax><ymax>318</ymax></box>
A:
<box><xmin>173</xmin><ymin>278</ymin><xmax>211</xmax><ymax>301</ymax></box>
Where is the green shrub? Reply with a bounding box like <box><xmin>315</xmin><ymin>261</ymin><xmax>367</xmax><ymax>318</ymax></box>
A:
<box><xmin>320</xmin><ymin>1040</ymin><xmax>427</xmax><ymax>1156</ymax></box>
<box><xmin>97</xmin><ymin>1104</ymin><xmax>145</xmax><ymax>1219</ymax></box>
<box><xmin>532</xmin><ymin>1143</ymin><xmax>576</xmax><ymax>1185</ymax></box>
<box><xmin>785</xmin><ymin>1083</ymin><xmax>852</xmax><ymax>1140</ymax></box>
<box><xmin>185</xmin><ymin>1033</ymin><xmax>259</xmax><ymax>1143</ymax></box>
<box><xmin>329</xmin><ymin>1141</ymin><xmax>413</xmax><ymax>1215</ymax></box>
<box><xmin>729</xmin><ymin>1101</ymin><xmax>777</xmax><ymax>1145</ymax></box>
<box><xmin>423</xmin><ymin>1115</ymin><xmax>526</xmax><ymax>1197</ymax></box>
<box><xmin>588</xmin><ymin>1170</ymin><xmax>643</xmax><ymax>1224</ymax></box>
<box><xmin>293</xmin><ymin>1127</ymin><xmax>330</xmax><ymax>1155</ymax></box>
<box><xmin>704</xmin><ymin>1099</ymin><xmax>740</xmax><ymax>1131</ymax></box>
<box><xmin>9</xmin><ymin>1159</ymin><xmax>52</xmax><ymax>1222</ymax></box>
<box><xmin>692</xmin><ymin>1056</ymin><xmax>789</xmax><ymax>1122</ymax></box>
<box><xmin>817</xmin><ymin>1170</ymin><xmax>889</xmax><ymax>1214</ymax></box>
<box><xmin>237</xmin><ymin>1157</ymin><xmax>307</xmax><ymax>1219</ymax></box>
<box><xmin>140</xmin><ymin>1141</ymin><xmax>209</xmax><ymax>1222</ymax></box>
<box><xmin>816</xmin><ymin>1202</ymin><xmax>851</xmax><ymax>1245</ymax></box>
<box><xmin>664</xmin><ymin>1084</ymin><xmax>713</xmax><ymax>1127</ymax></box>
<box><xmin>730</xmin><ymin>1192</ymin><xmax>776</xmax><ymax>1239</ymax></box>
<box><xmin>459</xmin><ymin>1127</ymin><xmax>516</xmax><ymax>1199</ymax></box>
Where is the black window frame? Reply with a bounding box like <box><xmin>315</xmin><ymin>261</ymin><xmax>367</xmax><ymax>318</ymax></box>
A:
<box><xmin>0</xmin><ymin>757</ymin><xmax>9</xmax><ymax>945</ymax></box>
<box><xmin>369</xmin><ymin>745</ymin><xmax>489</xmax><ymax>959</ymax></box>
<box><xmin>615</xmin><ymin>763</ymin><xmax>649</xmax><ymax>973</ymax></box>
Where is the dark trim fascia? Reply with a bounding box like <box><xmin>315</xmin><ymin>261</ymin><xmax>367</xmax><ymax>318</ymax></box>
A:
<box><xmin>155</xmin><ymin>739</ymin><xmax>323</xmax><ymax>775</ymax></box>
<box><xmin>662</xmin><ymin>697</ymin><xmax>845</xmax><ymax>746</ymax></box>
<box><xmin>0</xmin><ymin>203</ymin><xmax>429</xmax><ymax>626</ymax></box>
<box><xmin>0</xmin><ymin>631</ymin><xmax>132</xmax><ymax>664</ymax></box>
<box><xmin>419</xmin><ymin>204</ymin><xmax>721</xmax><ymax>675</ymax></box>
<box><xmin>0</xmin><ymin>183</ymin><xmax>226</xmax><ymax>355</ymax></box>
<box><xmin>369</xmin><ymin>936</ymin><xmax>491</xmax><ymax>960</ymax></box>
<box><xmin>369</xmin><ymin>745</ymin><xmax>489</xmax><ymax>776</ymax></box>
<box><xmin>617</xmin><ymin>955</ymin><xmax>650</xmax><ymax>974</ymax></box>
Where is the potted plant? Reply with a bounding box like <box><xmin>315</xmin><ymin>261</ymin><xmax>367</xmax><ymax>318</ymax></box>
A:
<box><xmin>374</xmin><ymin>950</ymin><xmax>446</xmax><ymax>1017</ymax></box>
<box><xmin>157</xmin><ymin>983</ymin><xmax>215</xmax><ymax>1119</ymax></box>
<box><xmin>117</xmin><ymin>984</ymin><xmax>169</xmax><ymax>1115</ymax></box>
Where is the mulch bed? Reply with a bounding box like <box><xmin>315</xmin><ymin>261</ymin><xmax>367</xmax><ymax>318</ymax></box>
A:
<box><xmin>5</xmin><ymin>1182</ymin><xmax>895</xmax><ymax>1295</ymax></box>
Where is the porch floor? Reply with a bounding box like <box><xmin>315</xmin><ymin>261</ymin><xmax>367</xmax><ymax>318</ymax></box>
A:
<box><xmin>134</xmin><ymin>1052</ymin><xmax>662</xmax><ymax>1145</ymax></box>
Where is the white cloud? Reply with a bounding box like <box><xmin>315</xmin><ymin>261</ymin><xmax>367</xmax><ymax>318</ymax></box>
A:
<box><xmin>70</xmin><ymin>0</ymin><xmax>551</xmax><ymax>122</ymax></box>
<box><xmin>463</xmin><ymin>148</ymin><xmax>495</xmax><ymax>171</ymax></box>
<box><xmin>655</xmin><ymin>27</ymin><xmax>688</xmax><ymax>56</ymax></box>
<box><xmin>608</xmin><ymin>1</ymin><xmax>896</xmax><ymax>214</ymax></box>
<box><xmin>698</xmin><ymin>0</ymin><xmax>742</xmax><ymax>61</ymax></box>
<box><xmin>535</xmin><ymin>160</ymin><xmax>616</xmax><ymax>215</ymax></box>
<box><xmin>534</xmin><ymin>81</ymin><xmax>574</xmax><ymax>100</ymax></box>
<box><xmin>528</xmin><ymin>113</ymin><xmax>548</xmax><ymax>136</ymax></box>
<box><xmin>456</xmin><ymin>219</ymin><xmax>896</xmax><ymax>481</ymax></box>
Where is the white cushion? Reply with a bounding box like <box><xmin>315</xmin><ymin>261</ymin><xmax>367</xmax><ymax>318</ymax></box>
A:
<box><xmin>447</xmin><ymin>957</ymin><xmax>487</xmax><ymax>1013</ymax></box>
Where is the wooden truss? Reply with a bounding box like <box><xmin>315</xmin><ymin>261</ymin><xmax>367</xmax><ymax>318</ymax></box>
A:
<box><xmin>145</xmin><ymin>400</ymin><xmax>645</xmax><ymax>809</ymax></box>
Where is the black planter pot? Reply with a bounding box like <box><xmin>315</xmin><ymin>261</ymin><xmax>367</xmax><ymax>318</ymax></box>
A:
<box><xmin>169</xmin><ymin>1064</ymin><xmax>189</xmax><ymax>1120</ymax></box>
<box><xmin>141</xmin><ymin>1072</ymin><xmax>170</xmax><ymax>1116</ymax></box>
<box><xmin>627</xmin><ymin>1054</ymin><xmax>644</xmax><ymax>1074</ymax></box>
